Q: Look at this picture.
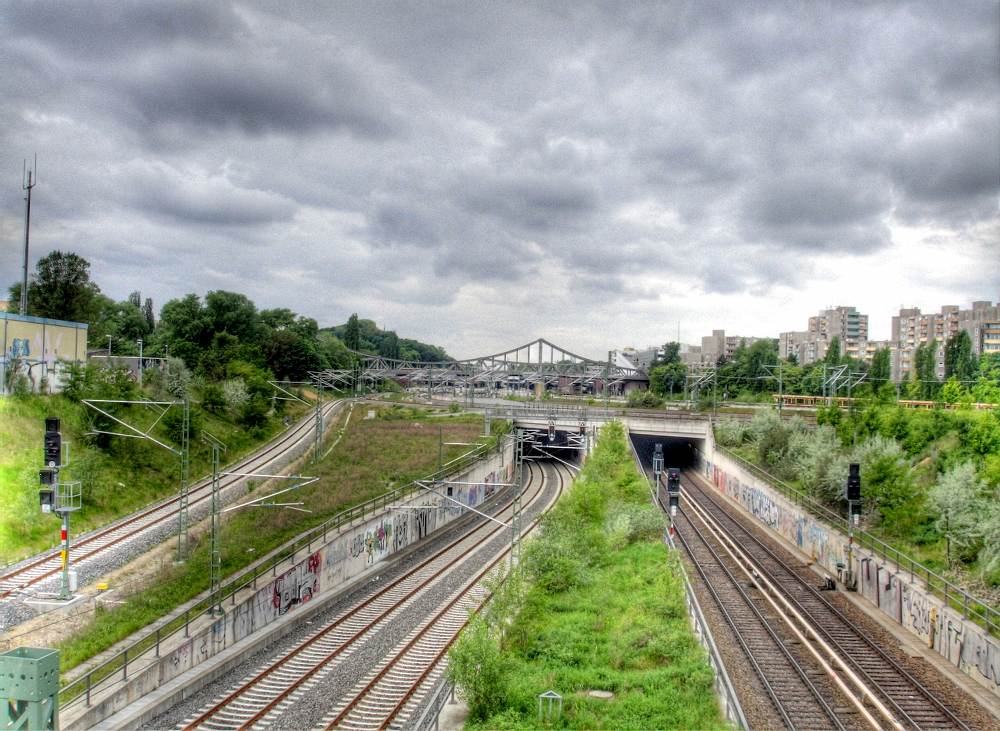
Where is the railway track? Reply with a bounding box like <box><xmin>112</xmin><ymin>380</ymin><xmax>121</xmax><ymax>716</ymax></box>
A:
<box><xmin>677</xmin><ymin>471</ymin><xmax>971</xmax><ymax>731</ymax></box>
<box><xmin>0</xmin><ymin>401</ymin><xmax>341</xmax><ymax>600</ymax></box>
<box><xmin>177</xmin><ymin>460</ymin><xmax>568</xmax><ymax>731</ymax></box>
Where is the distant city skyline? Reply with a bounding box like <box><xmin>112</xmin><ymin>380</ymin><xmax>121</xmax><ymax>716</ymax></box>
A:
<box><xmin>1</xmin><ymin>2</ymin><xmax>997</xmax><ymax>361</ymax></box>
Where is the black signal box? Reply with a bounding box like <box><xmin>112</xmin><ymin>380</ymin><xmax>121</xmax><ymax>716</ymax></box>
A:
<box><xmin>846</xmin><ymin>463</ymin><xmax>861</xmax><ymax>502</ymax></box>
<box><xmin>666</xmin><ymin>468</ymin><xmax>681</xmax><ymax>493</ymax></box>
<box><xmin>39</xmin><ymin>468</ymin><xmax>56</xmax><ymax>486</ymax></box>
<box><xmin>39</xmin><ymin>489</ymin><xmax>55</xmax><ymax>512</ymax></box>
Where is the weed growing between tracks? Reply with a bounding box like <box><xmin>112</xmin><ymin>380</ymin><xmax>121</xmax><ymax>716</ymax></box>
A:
<box><xmin>54</xmin><ymin>407</ymin><xmax>494</xmax><ymax>674</ymax></box>
<box><xmin>448</xmin><ymin>422</ymin><xmax>724</xmax><ymax>730</ymax></box>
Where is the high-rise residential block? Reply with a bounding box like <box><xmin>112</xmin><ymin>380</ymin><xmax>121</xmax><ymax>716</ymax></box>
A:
<box><xmin>780</xmin><ymin>306</ymin><xmax>872</xmax><ymax>365</ymax></box>
<box><xmin>889</xmin><ymin>301</ymin><xmax>1000</xmax><ymax>382</ymax></box>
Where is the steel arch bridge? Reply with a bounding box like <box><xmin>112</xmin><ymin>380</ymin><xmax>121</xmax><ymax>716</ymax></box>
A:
<box><xmin>311</xmin><ymin>338</ymin><xmax>648</xmax><ymax>395</ymax></box>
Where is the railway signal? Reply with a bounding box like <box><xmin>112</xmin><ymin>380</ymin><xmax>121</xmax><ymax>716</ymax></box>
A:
<box><xmin>667</xmin><ymin>467</ymin><xmax>681</xmax><ymax>514</ymax></box>
<box><xmin>44</xmin><ymin>417</ymin><xmax>61</xmax><ymax>466</ymax></box>
<box><xmin>38</xmin><ymin>417</ymin><xmax>81</xmax><ymax>599</ymax></box>
<box><xmin>845</xmin><ymin>462</ymin><xmax>861</xmax><ymax>591</ymax></box>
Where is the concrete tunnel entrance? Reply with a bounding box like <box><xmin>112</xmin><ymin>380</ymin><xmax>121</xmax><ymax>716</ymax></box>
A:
<box><xmin>520</xmin><ymin>428</ymin><xmax>586</xmax><ymax>466</ymax></box>
<box><xmin>629</xmin><ymin>432</ymin><xmax>703</xmax><ymax>476</ymax></box>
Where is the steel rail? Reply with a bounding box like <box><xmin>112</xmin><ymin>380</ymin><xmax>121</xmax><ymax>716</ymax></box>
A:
<box><xmin>178</xmin><ymin>462</ymin><xmax>549</xmax><ymax>731</ymax></box>
<box><xmin>673</xmin><ymin>508</ymin><xmax>845</xmax><ymax>731</ymax></box>
<box><xmin>322</xmin><ymin>462</ymin><xmax>571</xmax><ymax>730</ymax></box>
<box><xmin>683</xmin><ymin>472</ymin><xmax>972</xmax><ymax>731</ymax></box>
<box><xmin>681</xmin><ymin>482</ymin><xmax>894</xmax><ymax>730</ymax></box>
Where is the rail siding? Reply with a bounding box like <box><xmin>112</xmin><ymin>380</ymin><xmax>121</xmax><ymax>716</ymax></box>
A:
<box><xmin>63</xmin><ymin>443</ymin><xmax>515</xmax><ymax>730</ymax></box>
<box><xmin>700</xmin><ymin>437</ymin><xmax>1000</xmax><ymax>701</ymax></box>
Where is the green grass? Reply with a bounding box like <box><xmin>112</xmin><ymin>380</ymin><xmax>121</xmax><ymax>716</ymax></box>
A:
<box><xmin>469</xmin><ymin>544</ymin><xmax>726</xmax><ymax>731</ymax></box>
<box><xmin>450</xmin><ymin>422</ymin><xmax>724</xmax><ymax>730</ymax></box>
<box><xmin>55</xmin><ymin>406</ymin><xmax>492</xmax><ymax>674</ymax></box>
<box><xmin>0</xmin><ymin>393</ymin><xmax>304</xmax><ymax>566</ymax></box>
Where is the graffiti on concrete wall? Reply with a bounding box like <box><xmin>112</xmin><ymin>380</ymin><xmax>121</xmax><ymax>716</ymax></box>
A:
<box><xmin>936</xmin><ymin>609</ymin><xmax>1000</xmax><ymax>691</ymax></box>
<box><xmin>901</xmin><ymin>581</ymin><xmax>933</xmax><ymax>641</ymax></box>
<box><xmin>703</xmin><ymin>459</ymin><xmax>839</xmax><ymax>572</ymax></box>
<box><xmin>273</xmin><ymin>551</ymin><xmax>321</xmax><ymax>615</ymax></box>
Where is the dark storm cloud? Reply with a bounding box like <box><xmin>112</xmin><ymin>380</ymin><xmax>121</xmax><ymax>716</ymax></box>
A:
<box><xmin>458</xmin><ymin>174</ymin><xmax>601</xmax><ymax>232</ymax></box>
<box><xmin>121</xmin><ymin>52</ymin><xmax>399</xmax><ymax>139</ymax></box>
<box><xmin>6</xmin><ymin>1</ymin><xmax>240</xmax><ymax>58</ymax></box>
<box><xmin>0</xmin><ymin>1</ymin><xmax>995</xmax><ymax>350</ymax></box>
<box><xmin>741</xmin><ymin>172</ymin><xmax>892</xmax><ymax>252</ymax></box>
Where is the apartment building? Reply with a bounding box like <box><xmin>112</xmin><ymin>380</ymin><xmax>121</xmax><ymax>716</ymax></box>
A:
<box><xmin>981</xmin><ymin>321</ymin><xmax>1000</xmax><ymax>355</ymax></box>
<box><xmin>779</xmin><ymin>306</ymin><xmax>871</xmax><ymax>365</ymax></box>
<box><xmin>698</xmin><ymin>329</ymin><xmax>774</xmax><ymax>365</ymax></box>
<box><xmin>890</xmin><ymin>301</ymin><xmax>1000</xmax><ymax>381</ymax></box>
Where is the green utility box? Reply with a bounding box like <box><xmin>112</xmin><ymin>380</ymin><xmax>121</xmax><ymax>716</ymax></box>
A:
<box><xmin>0</xmin><ymin>647</ymin><xmax>59</xmax><ymax>730</ymax></box>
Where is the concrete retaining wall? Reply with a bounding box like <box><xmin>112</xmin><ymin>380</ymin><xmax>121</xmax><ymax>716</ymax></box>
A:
<box><xmin>701</xmin><ymin>436</ymin><xmax>1000</xmax><ymax>700</ymax></box>
<box><xmin>69</xmin><ymin>444</ymin><xmax>514</xmax><ymax>728</ymax></box>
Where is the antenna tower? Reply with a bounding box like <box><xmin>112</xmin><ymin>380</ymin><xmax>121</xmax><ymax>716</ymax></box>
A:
<box><xmin>20</xmin><ymin>155</ymin><xmax>37</xmax><ymax>316</ymax></box>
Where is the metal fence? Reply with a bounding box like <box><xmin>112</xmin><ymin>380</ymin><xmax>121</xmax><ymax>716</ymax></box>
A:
<box><xmin>59</xmin><ymin>433</ymin><xmax>509</xmax><ymax>708</ymax></box>
<box><xmin>711</xmin><ymin>442</ymin><xmax>1000</xmax><ymax>637</ymax></box>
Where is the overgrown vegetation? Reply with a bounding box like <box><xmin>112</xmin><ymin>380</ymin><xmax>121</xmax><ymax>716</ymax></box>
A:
<box><xmin>55</xmin><ymin>408</ymin><xmax>495</xmax><ymax>672</ymax></box>
<box><xmin>447</xmin><ymin>422</ymin><xmax>724</xmax><ymax>730</ymax></box>
<box><xmin>714</xmin><ymin>405</ymin><xmax>1000</xmax><ymax>585</ymax></box>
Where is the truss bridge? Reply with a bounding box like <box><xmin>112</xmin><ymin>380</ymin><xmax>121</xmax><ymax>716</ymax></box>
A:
<box><xmin>325</xmin><ymin>338</ymin><xmax>648</xmax><ymax>396</ymax></box>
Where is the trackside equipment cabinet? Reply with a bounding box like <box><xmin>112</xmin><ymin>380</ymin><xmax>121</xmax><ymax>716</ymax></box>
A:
<box><xmin>0</xmin><ymin>647</ymin><xmax>59</xmax><ymax>730</ymax></box>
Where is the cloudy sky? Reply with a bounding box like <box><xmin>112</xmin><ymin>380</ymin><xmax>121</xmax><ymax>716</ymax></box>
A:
<box><xmin>1</xmin><ymin>1</ymin><xmax>997</xmax><ymax>358</ymax></box>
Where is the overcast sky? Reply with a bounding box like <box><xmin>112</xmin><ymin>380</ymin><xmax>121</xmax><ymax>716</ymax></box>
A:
<box><xmin>2</xmin><ymin>1</ymin><xmax>998</xmax><ymax>358</ymax></box>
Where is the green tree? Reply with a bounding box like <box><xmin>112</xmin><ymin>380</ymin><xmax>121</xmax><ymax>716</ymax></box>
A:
<box><xmin>142</xmin><ymin>297</ymin><xmax>155</xmax><ymax>332</ymax></box>
<box><xmin>8</xmin><ymin>250</ymin><xmax>102</xmax><ymax>324</ymax></box>
<box><xmin>914</xmin><ymin>340</ymin><xmax>940</xmax><ymax>400</ymax></box>
<box><xmin>869</xmin><ymin>348</ymin><xmax>891</xmax><ymax>391</ymax></box>
<box><xmin>380</xmin><ymin>331</ymin><xmax>401</xmax><ymax>360</ymax></box>
<box><xmin>204</xmin><ymin>290</ymin><xmax>260</xmax><ymax>344</ymax></box>
<box><xmin>344</xmin><ymin>313</ymin><xmax>361</xmax><ymax>351</ymax></box>
<box><xmin>658</xmin><ymin>341</ymin><xmax>681</xmax><ymax>365</ymax></box>
<box><xmin>929</xmin><ymin>462</ymin><xmax>987</xmax><ymax>565</ymax></box>
<box><xmin>944</xmin><ymin>331</ymin><xmax>975</xmax><ymax>383</ymax></box>
<box><xmin>940</xmin><ymin>377</ymin><xmax>969</xmax><ymax>405</ymax></box>
<box><xmin>824</xmin><ymin>336</ymin><xmax>842</xmax><ymax>367</ymax></box>
<box><xmin>318</xmin><ymin>332</ymin><xmax>353</xmax><ymax>370</ymax></box>
<box><xmin>157</xmin><ymin>294</ymin><xmax>209</xmax><ymax>366</ymax></box>
<box><xmin>649</xmin><ymin>362</ymin><xmax>686</xmax><ymax>396</ymax></box>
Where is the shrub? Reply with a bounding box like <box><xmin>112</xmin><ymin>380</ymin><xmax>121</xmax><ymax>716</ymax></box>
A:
<box><xmin>164</xmin><ymin>357</ymin><xmax>193</xmax><ymax>398</ymax></box>
<box><xmin>239</xmin><ymin>394</ymin><xmax>270</xmax><ymax>432</ymax></box>
<box><xmin>221</xmin><ymin>379</ymin><xmax>249</xmax><ymax>410</ymax></box>
<box><xmin>626</xmin><ymin>389</ymin><xmax>664</xmax><ymax>408</ymax></box>
<box><xmin>713</xmin><ymin>418</ymin><xmax>748</xmax><ymax>447</ymax></box>
<box><xmin>200</xmin><ymin>383</ymin><xmax>226</xmax><ymax>414</ymax></box>
<box><xmin>606</xmin><ymin>502</ymin><xmax>665</xmax><ymax>550</ymax></box>
<box><xmin>446</xmin><ymin>617</ymin><xmax>514</xmax><ymax>720</ymax></box>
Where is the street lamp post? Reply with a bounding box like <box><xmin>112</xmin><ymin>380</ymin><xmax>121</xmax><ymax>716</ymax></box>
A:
<box><xmin>137</xmin><ymin>339</ymin><xmax>143</xmax><ymax>388</ymax></box>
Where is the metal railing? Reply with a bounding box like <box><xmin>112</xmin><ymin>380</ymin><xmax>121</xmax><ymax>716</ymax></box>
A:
<box><xmin>709</xmin><ymin>442</ymin><xmax>1000</xmax><ymax>637</ymax></box>
<box><xmin>414</xmin><ymin>677</ymin><xmax>455</xmax><ymax>731</ymax></box>
<box><xmin>58</xmin><ymin>434</ymin><xmax>509</xmax><ymax>708</ymax></box>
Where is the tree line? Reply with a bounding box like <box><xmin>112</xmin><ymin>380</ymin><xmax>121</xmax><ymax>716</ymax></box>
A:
<box><xmin>7</xmin><ymin>250</ymin><xmax>450</xmax><ymax>384</ymax></box>
<box><xmin>644</xmin><ymin>334</ymin><xmax>999</xmax><ymax>405</ymax></box>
